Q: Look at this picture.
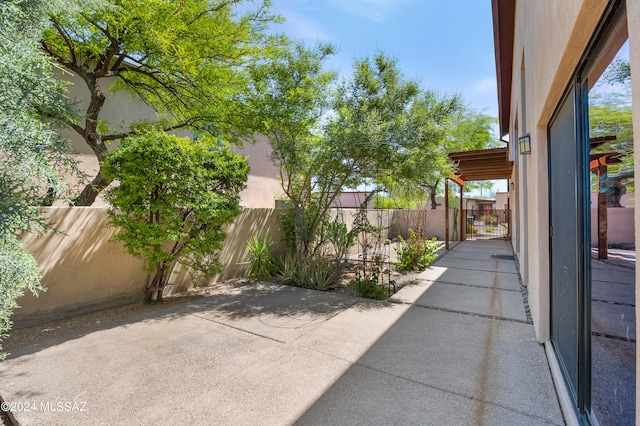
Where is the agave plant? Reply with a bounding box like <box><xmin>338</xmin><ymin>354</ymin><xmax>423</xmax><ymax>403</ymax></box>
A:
<box><xmin>243</xmin><ymin>236</ymin><xmax>275</xmax><ymax>281</ymax></box>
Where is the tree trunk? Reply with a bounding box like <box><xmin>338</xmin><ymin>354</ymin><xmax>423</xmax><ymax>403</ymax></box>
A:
<box><xmin>143</xmin><ymin>263</ymin><xmax>168</xmax><ymax>304</ymax></box>
<box><xmin>74</xmin><ymin>74</ymin><xmax>112</xmax><ymax>206</ymax></box>
<box><xmin>73</xmin><ymin>171</ymin><xmax>111</xmax><ymax>206</ymax></box>
<box><xmin>428</xmin><ymin>183</ymin><xmax>440</xmax><ymax>210</ymax></box>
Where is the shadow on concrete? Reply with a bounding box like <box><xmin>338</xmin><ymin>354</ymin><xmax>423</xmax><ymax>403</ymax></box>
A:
<box><xmin>3</xmin><ymin>282</ymin><xmax>384</xmax><ymax>360</ymax></box>
<box><xmin>295</xmin><ymin>240</ymin><xmax>563</xmax><ymax>425</ymax></box>
<box><xmin>1</xmin><ymin>241</ymin><xmax>564</xmax><ymax>425</ymax></box>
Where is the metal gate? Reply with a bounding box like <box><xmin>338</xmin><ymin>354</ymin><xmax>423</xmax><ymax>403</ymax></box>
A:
<box><xmin>462</xmin><ymin>208</ymin><xmax>510</xmax><ymax>240</ymax></box>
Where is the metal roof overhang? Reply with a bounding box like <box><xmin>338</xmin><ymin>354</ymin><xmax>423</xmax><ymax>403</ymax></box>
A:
<box><xmin>448</xmin><ymin>147</ymin><xmax>514</xmax><ymax>182</ymax></box>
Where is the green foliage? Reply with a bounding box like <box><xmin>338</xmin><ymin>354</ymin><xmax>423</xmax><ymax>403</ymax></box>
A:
<box><xmin>466</xmin><ymin>223</ymin><xmax>477</xmax><ymax>234</ymax></box>
<box><xmin>480</xmin><ymin>215</ymin><xmax>498</xmax><ymax>225</ymax></box>
<box><xmin>374</xmin><ymin>192</ymin><xmax>424</xmax><ymax>209</ymax></box>
<box><xmin>485</xmin><ymin>226</ymin><xmax>495</xmax><ymax>233</ymax></box>
<box><xmin>0</xmin><ymin>239</ymin><xmax>43</xmax><ymax>360</ymax></box>
<box><xmin>353</xmin><ymin>271</ymin><xmax>386</xmax><ymax>300</ymax></box>
<box><xmin>0</xmin><ymin>0</ymin><xmax>78</xmax><ymax>238</ymax></box>
<box><xmin>0</xmin><ymin>0</ymin><xmax>85</xmax><ymax>360</ymax></box>
<box><xmin>42</xmin><ymin>0</ymin><xmax>282</xmax><ymax>204</ymax></box>
<box><xmin>589</xmin><ymin>91</ymin><xmax>634</xmax><ymax>194</ymax></box>
<box><xmin>325</xmin><ymin>220</ymin><xmax>356</xmax><ymax>260</ymax></box>
<box><xmin>102</xmin><ymin>131</ymin><xmax>248</xmax><ymax>303</ymax></box>
<box><xmin>251</xmin><ymin>41</ymin><xmax>339</xmax><ymax>257</ymax></box>
<box><xmin>603</xmin><ymin>58</ymin><xmax>631</xmax><ymax>86</ymax></box>
<box><xmin>243</xmin><ymin>236</ymin><xmax>275</xmax><ymax>281</ymax></box>
<box><xmin>395</xmin><ymin>230</ymin><xmax>438</xmax><ymax>271</ymax></box>
<box><xmin>277</xmin><ymin>255</ymin><xmax>336</xmax><ymax>291</ymax></box>
<box><xmin>390</xmin><ymin>105</ymin><xmax>498</xmax><ymax>209</ymax></box>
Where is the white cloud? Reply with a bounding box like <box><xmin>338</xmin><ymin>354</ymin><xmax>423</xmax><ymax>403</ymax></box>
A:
<box><xmin>473</xmin><ymin>78</ymin><xmax>497</xmax><ymax>93</ymax></box>
<box><xmin>325</xmin><ymin>0</ymin><xmax>414</xmax><ymax>23</ymax></box>
<box><xmin>279</xmin><ymin>10</ymin><xmax>333</xmax><ymax>42</ymax></box>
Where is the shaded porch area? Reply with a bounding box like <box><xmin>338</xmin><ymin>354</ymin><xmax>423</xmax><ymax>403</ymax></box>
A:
<box><xmin>444</xmin><ymin>147</ymin><xmax>513</xmax><ymax>247</ymax></box>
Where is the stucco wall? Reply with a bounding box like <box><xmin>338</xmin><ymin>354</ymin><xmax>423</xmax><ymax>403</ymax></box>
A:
<box><xmin>14</xmin><ymin>207</ymin><xmax>457</xmax><ymax>326</ymax></box>
<box><xmin>589</xmin><ymin>208</ymin><xmax>635</xmax><ymax>245</ymax></box>
<box><xmin>14</xmin><ymin>207</ymin><xmax>284</xmax><ymax>326</ymax></box>
<box><xmin>60</xmin><ymin>71</ymin><xmax>280</xmax><ymax>208</ymax></box>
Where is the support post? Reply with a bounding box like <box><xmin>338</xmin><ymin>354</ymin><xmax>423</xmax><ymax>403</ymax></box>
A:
<box><xmin>597</xmin><ymin>165</ymin><xmax>608</xmax><ymax>259</ymax></box>
<box><xmin>445</xmin><ymin>179</ymin><xmax>449</xmax><ymax>250</ymax></box>
<box><xmin>459</xmin><ymin>182</ymin><xmax>464</xmax><ymax>241</ymax></box>
<box><xmin>507</xmin><ymin>188</ymin><xmax>511</xmax><ymax>241</ymax></box>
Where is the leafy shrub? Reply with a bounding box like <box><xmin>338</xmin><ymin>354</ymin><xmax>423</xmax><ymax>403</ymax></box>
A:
<box><xmin>395</xmin><ymin>230</ymin><xmax>438</xmax><ymax>271</ymax></box>
<box><xmin>485</xmin><ymin>226</ymin><xmax>495</xmax><ymax>233</ymax></box>
<box><xmin>243</xmin><ymin>236</ymin><xmax>275</xmax><ymax>281</ymax></box>
<box><xmin>325</xmin><ymin>220</ymin><xmax>356</xmax><ymax>260</ymax></box>
<box><xmin>466</xmin><ymin>223</ymin><xmax>477</xmax><ymax>234</ymax></box>
<box><xmin>353</xmin><ymin>272</ymin><xmax>387</xmax><ymax>300</ymax></box>
<box><xmin>480</xmin><ymin>215</ymin><xmax>498</xmax><ymax>225</ymax></box>
<box><xmin>0</xmin><ymin>238</ymin><xmax>42</xmax><ymax>360</ymax></box>
<box><xmin>103</xmin><ymin>131</ymin><xmax>248</xmax><ymax>304</ymax></box>
<box><xmin>277</xmin><ymin>255</ymin><xmax>336</xmax><ymax>291</ymax></box>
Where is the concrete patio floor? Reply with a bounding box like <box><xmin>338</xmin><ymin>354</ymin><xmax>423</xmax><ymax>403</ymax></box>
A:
<box><xmin>0</xmin><ymin>240</ymin><xmax>564</xmax><ymax>425</ymax></box>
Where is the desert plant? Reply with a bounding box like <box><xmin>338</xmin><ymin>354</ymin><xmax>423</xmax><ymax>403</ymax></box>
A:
<box><xmin>277</xmin><ymin>255</ymin><xmax>337</xmax><ymax>291</ymax></box>
<box><xmin>395</xmin><ymin>230</ymin><xmax>438</xmax><ymax>271</ymax></box>
<box><xmin>243</xmin><ymin>236</ymin><xmax>275</xmax><ymax>281</ymax></box>
<box><xmin>353</xmin><ymin>271</ymin><xmax>387</xmax><ymax>300</ymax></box>
<box><xmin>481</xmin><ymin>215</ymin><xmax>498</xmax><ymax>225</ymax></box>
<box><xmin>325</xmin><ymin>220</ymin><xmax>356</xmax><ymax>260</ymax></box>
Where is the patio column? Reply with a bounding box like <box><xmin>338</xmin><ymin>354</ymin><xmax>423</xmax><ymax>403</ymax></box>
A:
<box><xmin>460</xmin><ymin>181</ymin><xmax>464</xmax><ymax>242</ymax></box>
<box><xmin>445</xmin><ymin>179</ymin><xmax>449</xmax><ymax>250</ymax></box>
<box><xmin>597</xmin><ymin>164</ymin><xmax>608</xmax><ymax>259</ymax></box>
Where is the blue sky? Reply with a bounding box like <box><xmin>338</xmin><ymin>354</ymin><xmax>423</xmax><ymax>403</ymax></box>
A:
<box><xmin>268</xmin><ymin>0</ymin><xmax>499</xmax><ymax>118</ymax></box>
<box><xmin>267</xmin><ymin>0</ymin><xmax>506</xmax><ymax>195</ymax></box>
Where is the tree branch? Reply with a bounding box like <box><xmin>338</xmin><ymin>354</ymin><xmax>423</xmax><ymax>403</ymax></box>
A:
<box><xmin>50</xmin><ymin>18</ymin><xmax>77</xmax><ymax>65</ymax></box>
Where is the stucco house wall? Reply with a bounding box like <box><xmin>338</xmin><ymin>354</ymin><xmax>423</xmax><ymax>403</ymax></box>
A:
<box><xmin>505</xmin><ymin>0</ymin><xmax>611</xmax><ymax>342</ymax></box>
<box><xmin>496</xmin><ymin>0</ymin><xmax>640</xmax><ymax>422</ymax></box>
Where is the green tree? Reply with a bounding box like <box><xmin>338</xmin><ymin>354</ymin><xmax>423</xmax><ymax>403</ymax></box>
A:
<box><xmin>589</xmin><ymin>92</ymin><xmax>634</xmax><ymax>205</ymax></box>
<box><xmin>42</xmin><ymin>0</ymin><xmax>281</xmax><ymax>205</ymax></box>
<box><xmin>250</xmin><ymin>41</ymin><xmax>339</xmax><ymax>257</ymax></box>
<box><xmin>102</xmin><ymin>131</ymin><xmax>249</xmax><ymax>304</ymax></box>
<box><xmin>604</xmin><ymin>57</ymin><xmax>631</xmax><ymax>86</ymax></box>
<box><xmin>396</xmin><ymin>106</ymin><xmax>498</xmax><ymax>209</ymax></box>
<box><xmin>0</xmin><ymin>0</ymin><xmax>85</xmax><ymax>360</ymax></box>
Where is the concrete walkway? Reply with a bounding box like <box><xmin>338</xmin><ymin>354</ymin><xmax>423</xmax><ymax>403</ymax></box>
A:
<box><xmin>0</xmin><ymin>240</ymin><xmax>564</xmax><ymax>425</ymax></box>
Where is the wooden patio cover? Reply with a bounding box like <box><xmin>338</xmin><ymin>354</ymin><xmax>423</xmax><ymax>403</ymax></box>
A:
<box><xmin>448</xmin><ymin>147</ymin><xmax>513</xmax><ymax>182</ymax></box>
<box><xmin>443</xmin><ymin>147</ymin><xmax>513</xmax><ymax>249</ymax></box>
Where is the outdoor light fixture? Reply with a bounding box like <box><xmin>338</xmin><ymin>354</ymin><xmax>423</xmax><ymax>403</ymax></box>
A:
<box><xmin>518</xmin><ymin>133</ymin><xmax>531</xmax><ymax>155</ymax></box>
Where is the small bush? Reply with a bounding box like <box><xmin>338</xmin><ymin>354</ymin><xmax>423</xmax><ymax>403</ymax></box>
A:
<box><xmin>243</xmin><ymin>236</ymin><xmax>275</xmax><ymax>281</ymax></box>
<box><xmin>466</xmin><ymin>223</ymin><xmax>477</xmax><ymax>234</ymax></box>
<box><xmin>480</xmin><ymin>215</ymin><xmax>498</xmax><ymax>225</ymax></box>
<box><xmin>326</xmin><ymin>220</ymin><xmax>355</xmax><ymax>260</ymax></box>
<box><xmin>353</xmin><ymin>272</ymin><xmax>387</xmax><ymax>300</ymax></box>
<box><xmin>277</xmin><ymin>255</ymin><xmax>336</xmax><ymax>291</ymax></box>
<box><xmin>485</xmin><ymin>226</ymin><xmax>495</xmax><ymax>233</ymax></box>
<box><xmin>395</xmin><ymin>230</ymin><xmax>438</xmax><ymax>271</ymax></box>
